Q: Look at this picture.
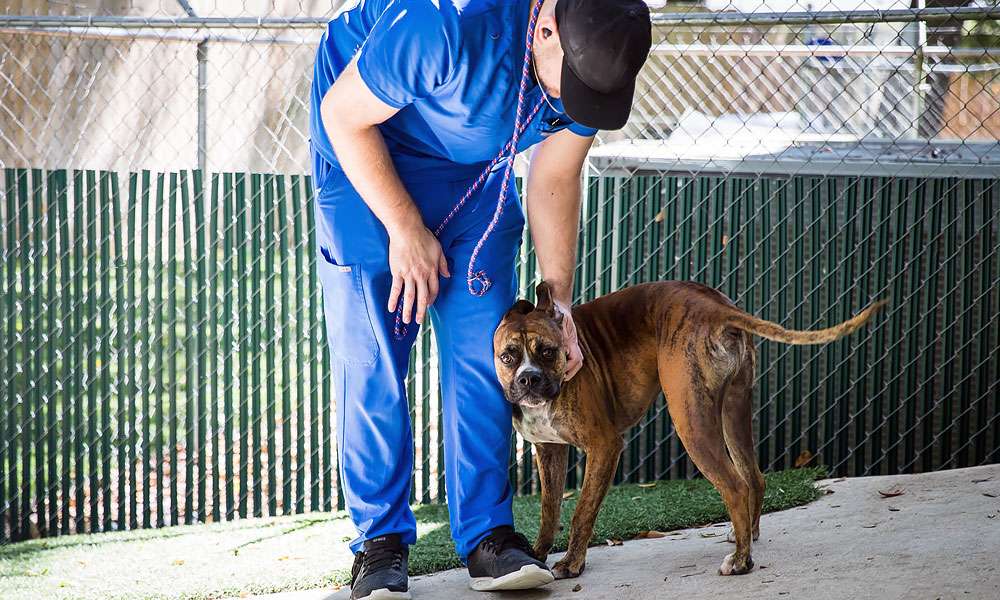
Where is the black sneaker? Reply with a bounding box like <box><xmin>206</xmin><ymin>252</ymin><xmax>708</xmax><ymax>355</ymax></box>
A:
<box><xmin>349</xmin><ymin>534</ymin><xmax>410</xmax><ymax>600</ymax></box>
<box><xmin>466</xmin><ymin>526</ymin><xmax>554</xmax><ymax>592</ymax></box>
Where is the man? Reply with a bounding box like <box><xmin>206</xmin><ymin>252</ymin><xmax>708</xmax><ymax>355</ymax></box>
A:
<box><xmin>308</xmin><ymin>0</ymin><xmax>651</xmax><ymax>598</ymax></box>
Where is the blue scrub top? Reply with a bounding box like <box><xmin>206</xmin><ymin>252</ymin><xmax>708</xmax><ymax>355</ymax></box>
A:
<box><xmin>308</xmin><ymin>0</ymin><xmax>598</xmax><ymax>182</ymax></box>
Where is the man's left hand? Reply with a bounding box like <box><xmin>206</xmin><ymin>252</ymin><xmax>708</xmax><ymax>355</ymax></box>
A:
<box><xmin>554</xmin><ymin>299</ymin><xmax>583</xmax><ymax>381</ymax></box>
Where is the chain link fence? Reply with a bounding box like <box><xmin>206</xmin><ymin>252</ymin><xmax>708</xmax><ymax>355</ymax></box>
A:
<box><xmin>1</xmin><ymin>1</ymin><xmax>999</xmax><ymax>542</ymax></box>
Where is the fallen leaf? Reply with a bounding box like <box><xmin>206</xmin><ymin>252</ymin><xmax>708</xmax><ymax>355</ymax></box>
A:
<box><xmin>638</xmin><ymin>483</ymin><xmax>656</xmax><ymax>489</ymax></box>
<box><xmin>793</xmin><ymin>450</ymin><xmax>815</xmax><ymax>468</ymax></box>
<box><xmin>654</xmin><ymin>210</ymin><xmax>665</xmax><ymax>223</ymax></box>
<box><xmin>972</xmin><ymin>477</ymin><xmax>992</xmax><ymax>484</ymax></box>
<box><xmin>572</xmin><ymin>584</ymin><xmax>582</xmax><ymax>592</ymax></box>
<box><xmin>983</xmin><ymin>492</ymin><xmax>998</xmax><ymax>498</ymax></box>
<box><xmin>878</xmin><ymin>488</ymin><xmax>905</xmax><ymax>498</ymax></box>
<box><xmin>681</xmin><ymin>571</ymin><xmax>706</xmax><ymax>578</ymax></box>
<box><xmin>562</xmin><ymin>491</ymin><xmax>574</xmax><ymax>499</ymax></box>
<box><xmin>277</xmin><ymin>555</ymin><xmax>290</xmax><ymax>561</ymax></box>
<box><xmin>721</xmin><ymin>234</ymin><xmax>730</xmax><ymax>247</ymax></box>
<box><xmin>699</xmin><ymin>531</ymin><xmax>722</xmax><ymax>538</ymax></box>
<box><xmin>762</xmin><ymin>579</ymin><xmax>776</xmax><ymax>584</ymax></box>
<box><xmin>888</xmin><ymin>507</ymin><xmax>900</xmax><ymax>512</ymax></box>
<box><xmin>171</xmin><ymin>559</ymin><xmax>185</xmax><ymax>566</ymax></box>
<box><xmin>605</xmin><ymin>538</ymin><xmax>623</xmax><ymax>546</ymax></box>
<box><xmin>679</xmin><ymin>564</ymin><xmax>697</xmax><ymax>569</ymax></box>
<box><xmin>636</xmin><ymin>530</ymin><xmax>668</xmax><ymax>539</ymax></box>
<box><xmin>861</xmin><ymin>524</ymin><xmax>878</xmax><ymax>529</ymax></box>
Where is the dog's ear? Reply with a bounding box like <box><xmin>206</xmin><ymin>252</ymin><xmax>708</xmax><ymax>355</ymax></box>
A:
<box><xmin>534</xmin><ymin>281</ymin><xmax>563</xmax><ymax>325</ymax></box>
<box><xmin>504</xmin><ymin>299</ymin><xmax>534</xmax><ymax>320</ymax></box>
<box><xmin>535</xmin><ymin>281</ymin><xmax>555</xmax><ymax>313</ymax></box>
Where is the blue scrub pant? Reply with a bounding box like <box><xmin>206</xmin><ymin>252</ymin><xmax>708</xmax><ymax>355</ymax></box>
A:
<box><xmin>311</xmin><ymin>158</ymin><xmax>524</xmax><ymax>560</ymax></box>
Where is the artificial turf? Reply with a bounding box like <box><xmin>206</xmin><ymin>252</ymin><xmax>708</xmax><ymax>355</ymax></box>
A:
<box><xmin>0</xmin><ymin>467</ymin><xmax>823</xmax><ymax>600</ymax></box>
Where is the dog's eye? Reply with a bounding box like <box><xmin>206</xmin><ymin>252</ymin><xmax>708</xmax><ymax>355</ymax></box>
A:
<box><xmin>500</xmin><ymin>352</ymin><xmax>514</xmax><ymax>365</ymax></box>
<box><xmin>540</xmin><ymin>347</ymin><xmax>557</xmax><ymax>361</ymax></box>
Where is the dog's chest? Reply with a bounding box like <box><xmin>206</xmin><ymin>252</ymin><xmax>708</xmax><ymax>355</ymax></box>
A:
<box><xmin>513</xmin><ymin>405</ymin><xmax>566</xmax><ymax>444</ymax></box>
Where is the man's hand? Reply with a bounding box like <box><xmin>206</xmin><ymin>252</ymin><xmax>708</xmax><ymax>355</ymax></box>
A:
<box><xmin>553</xmin><ymin>299</ymin><xmax>583</xmax><ymax>381</ymax></box>
<box><xmin>386</xmin><ymin>223</ymin><xmax>451</xmax><ymax>325</ymax></box>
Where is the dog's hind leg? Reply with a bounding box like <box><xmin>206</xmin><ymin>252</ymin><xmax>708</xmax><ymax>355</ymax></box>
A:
<box><xmin>659</xmin><ymin>354</ymin><xmax>755</xmax><ymax>576</ymax></box>
<box><xmin>533</xmin><ymin>443</ymin><xmax>569</xmax><ymax>561</ymax></box>
<box><xmin>722</xmin><ymin>360</ymin><xmax>765</xmax><ymax>542</ymax></box>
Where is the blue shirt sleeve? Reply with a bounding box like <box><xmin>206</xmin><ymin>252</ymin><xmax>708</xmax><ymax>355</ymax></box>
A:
<box><xmin>356</xmin><ymin>0</ymin><xmax>456</xmax><ymax>109</ymax></box>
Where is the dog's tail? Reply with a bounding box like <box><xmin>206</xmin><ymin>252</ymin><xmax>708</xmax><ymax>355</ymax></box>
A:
<box><xmin>723</xmin><ymin>300</ymin><xmax>888</xmax><ymax>345</ymax></box>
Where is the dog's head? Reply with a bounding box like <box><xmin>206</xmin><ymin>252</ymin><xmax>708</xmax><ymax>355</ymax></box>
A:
<box><xmin>493</xmin><ymin>282</ymin><xmax>567</xmax><ymax>408</ymax></box>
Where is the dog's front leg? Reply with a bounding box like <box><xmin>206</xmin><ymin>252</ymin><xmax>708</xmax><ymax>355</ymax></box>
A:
<box><xmin>551</xmin><ymin>437</ymin><xmax>623</xmax><ymax>579</ymax></box>
<box><xmin>533</xmin><ymin>443</ymin><xmax>569</xmax><ymax>560</ymax></box>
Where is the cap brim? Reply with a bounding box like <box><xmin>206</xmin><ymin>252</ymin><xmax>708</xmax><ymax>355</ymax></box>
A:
<box><xmin>560</xmin><ymin>60</ymin><xmax>635</xmax><ymax>131</ymax></box>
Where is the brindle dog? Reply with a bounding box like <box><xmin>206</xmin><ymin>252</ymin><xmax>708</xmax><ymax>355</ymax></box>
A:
<box><xmin>493</xmin><ymin>281</ymin><xmax>885</xmax><ymax>580</ymax></box>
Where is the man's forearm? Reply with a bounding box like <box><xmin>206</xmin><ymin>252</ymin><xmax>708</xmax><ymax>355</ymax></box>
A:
<box><xmin>525</xmin><ymin>172</ymin><xmax>582</xmax><ymax>304</ymax></box>
<box><xmin>322</xmin><ymin>116</ymin><xmax>423</xmax><ymax>236</ymax></box>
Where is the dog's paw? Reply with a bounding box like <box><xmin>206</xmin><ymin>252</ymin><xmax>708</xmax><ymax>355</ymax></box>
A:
<box><xmin>532</xmin><ymin>543</ymin><xmax>551</xmax><ymax>562</ymax></box>
<box><xmin>718</xmin><ymin>552</ymin><xmax>754</xmax><ymax>576</ymax></box>
<box><xmin>551</xmin><ymin>558</ymin><xmax>585</xmax><ymax>580</ymax></box>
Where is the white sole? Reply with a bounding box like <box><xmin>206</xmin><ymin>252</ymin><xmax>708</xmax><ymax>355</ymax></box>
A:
<box><xmin>355</xmin><ymin>589</ymin><xmax>411</xmax><ymax>600</ymax></box>
<box><xmin>469</xmin><ymin>564</ymin><xmax>555</xmax><ymax>592</ymax></box>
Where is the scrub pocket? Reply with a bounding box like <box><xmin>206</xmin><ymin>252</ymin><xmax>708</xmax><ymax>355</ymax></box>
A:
<box><xmin>317</xmin><ymin>246</ymin><xmax>379</xmax><ymax>366</ymax></box>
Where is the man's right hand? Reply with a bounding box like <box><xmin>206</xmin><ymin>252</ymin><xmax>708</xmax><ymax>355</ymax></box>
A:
<box><xmin>386</xmin><ymin>222</ymin><xmax>451</xmax><ymax>326</ymax></box>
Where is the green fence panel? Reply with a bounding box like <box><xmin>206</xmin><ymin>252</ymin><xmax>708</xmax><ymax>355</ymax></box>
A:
<box><xmin>1</xmin><ymin>168</ymin><xmax>998</xmax><ymax>541</ymax></box>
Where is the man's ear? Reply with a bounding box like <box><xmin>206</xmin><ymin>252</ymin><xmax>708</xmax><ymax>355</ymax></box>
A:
<box><xmin>504</xmin><ymin>299</ymin><xmax>534</xmax><ymax>320</ymax></box>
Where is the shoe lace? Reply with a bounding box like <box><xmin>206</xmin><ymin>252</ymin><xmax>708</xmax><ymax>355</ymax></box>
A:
<box><xmin>351</xmin><ymin>545</ymin><xmax>403</xmax><ymax>585</ymax></box>
<box><xmin>480</xmin><ymin>527</ymin><xmax>536</xmax><ymax>558</ymax></box>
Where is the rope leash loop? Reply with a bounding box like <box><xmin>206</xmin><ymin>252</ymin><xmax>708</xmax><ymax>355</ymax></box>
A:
<box><xmin>394</xmin><ymin>0</ymin><xmax>546</xmax><ymax>338</ymax></box>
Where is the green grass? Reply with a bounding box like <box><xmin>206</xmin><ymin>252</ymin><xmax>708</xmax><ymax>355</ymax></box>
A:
<box><xmin>0</xmin><ymin>468</ymin><xmax>823</xmax><ymax>600</ymax></box>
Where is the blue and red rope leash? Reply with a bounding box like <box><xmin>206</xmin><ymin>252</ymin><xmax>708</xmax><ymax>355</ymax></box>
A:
<box><xmin>393</xmin><ymin>0</ymin><xmax>546</xmax><ymax>339</ymax></box>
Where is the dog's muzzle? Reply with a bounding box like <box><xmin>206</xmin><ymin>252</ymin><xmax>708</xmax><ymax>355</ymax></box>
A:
<box><xmin>506</xmin><ymin>367</ymin><xmax>561</xmax><ymax>406</ymax></box>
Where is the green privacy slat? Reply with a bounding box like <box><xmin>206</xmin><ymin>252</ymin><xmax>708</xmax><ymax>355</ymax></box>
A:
<box><xmin>56</xmin><ymin>169</ymin><xmax>73</xmax><ymax>536</ymax></box>
<box><xmin>773</xmin><ymin>179</ymin><xmax>788</xmax><ymax>471</ymax></box>
<box><xmin>758</xmin><ymin>178</ymin><xmax>772</xmax><ymax>471</ymax></box>
<box><xmin>854</xmin><ymin>177</ymin><xmax>874</xmax><ymax>476</ymax></box>
<box><xmin>1</xmin><ymin>170</ymin><xmax>12</xmax><ymax>542</ymax></box>
<box><xmin>978</xmin><ymin>181</ymin><xmax>995</xmax><ymax>464</ymax></box>
<box><xmin>821</xmin><ymin>177</ymin><xmax>836</xmax><ymax>471</ymax></box>
<box><xmin>222</xmin><ymin>172</ymin><xmax>236</xmax><ymax>520</ymax></box>
<box><xmin>153</xmin><ymin>172</ymin><xmax>166</xmax><ymax>528</ymax></box>
<box><xmin>180</xmin><ymin>170</ymin><xmax>196</xmax><ymax>525</ymax></box>
<box><xmin>109</xmin><ymin>171</ymin><xmax>127</xmax><ymax>532</ymax></box>
<box><xmin>19</xmin><ymin>169</ymin><xmax>34</xmax><ymax>539</ymax></box>
<box><xmin>276</xmin><ymin>175</ymin><xmax>293</xmax><ymax>515</ymax></box>
<box><xmin>941</xmin><ymin>179</ymin><xmax>959</xmax><ymax>468</ymax></box>
<box><xmin>127</xmin><ymin>172</ymin><xmax>140</xmax><ymax>530</ymax></box>
<box><xmin>959</xmin><ymin>180</ymin><xmax>976</xmax><ymax>468</ymax></box>
<box><xmin>305</xmin><ymin>179</ymin><xmax>321</xmax><ymax>513</ymax></box>
<box><xmin>98</xmin><ymin>171</ymin><xmax>113</xmax><ymax>532</ymax></box>
<box><xmin>789</xmin><ymin>177</ymin><xmax>804</xmax><ymax>465</ymax></box>
<box><xmin>43</xmin><ymin>170</ymin><xmax>58</xmax><ymax>536</ymax></box>
<box><xmin>249</xmin><ymin>174</ymin><xmax>263</xmax><ymax>518</ymax></box>
<box><xmin>208</xmin><ymin>172</ymin><xmax>222</xmax><ymax>523</ymax></box>
<box><xmin>167</xmin><ymin>172</ymin><xmax>180</xmax><ymax>527</ymax></box>
<box><xmin>903</xmin><ymin>179</ymin><xmax>925</xmax><ymax>473</ymax></box>
<box><xmin>236</xmin><ymin>172</ymin><xmax>249</xmax><ymax>520</ymax></box>
<box><xmin>192</xmin><ymin>169</ymin><xmax>208</xmax><ymax>523</ymax></box>
<box><xmin>290</xmin><ymin>175</ymin><xmax>307</xmax><ymax>514</ymax></box>
<box><xmin>139</xmin><ymin>170</ymin><xmax>152</xmax><ymax>528</ymax></box>
<box><xmin>264</xmin><ymin>174</ymin><xmax>278</xmax><ymax>517</ymax></box>
<box><xmin>84</xmin><ymin>170</ymin><xmax>98</xmax><ymax>532</ymax></box>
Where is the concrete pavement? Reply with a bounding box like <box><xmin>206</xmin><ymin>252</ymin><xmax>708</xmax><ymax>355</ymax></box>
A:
<box><xmin>243</xmin><ymin>464</ymin><xmax>1000</xmax><ymax>600</ymax></box>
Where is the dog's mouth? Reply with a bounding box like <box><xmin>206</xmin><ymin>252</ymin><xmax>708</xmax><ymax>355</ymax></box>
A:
<box><xmin>504</xmin><ymin>383</ymin><xmax>561</xmax><ymax>408</ymax></box>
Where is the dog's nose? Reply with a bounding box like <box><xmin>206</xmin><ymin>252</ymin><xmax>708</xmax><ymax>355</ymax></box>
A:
<box><xmin>517</xmin><ymin>371</ymin><xmax>542</xmax><ymax>389</ymax></box>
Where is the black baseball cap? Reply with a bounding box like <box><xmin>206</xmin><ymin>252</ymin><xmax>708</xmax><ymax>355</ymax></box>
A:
<box><xmin>555</xmin><ymin>0</ymin><xmax>652</xmax><ymax>130</ymax></box>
